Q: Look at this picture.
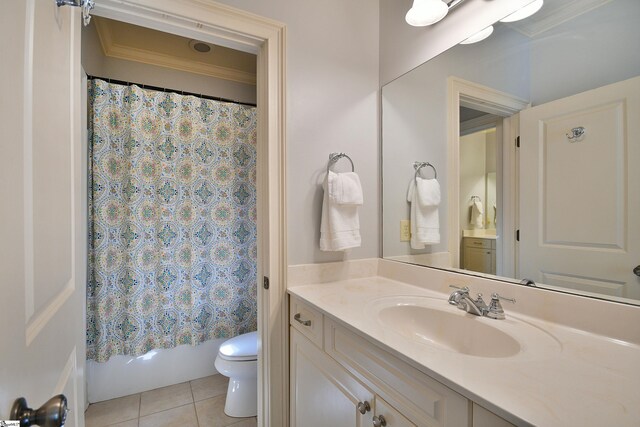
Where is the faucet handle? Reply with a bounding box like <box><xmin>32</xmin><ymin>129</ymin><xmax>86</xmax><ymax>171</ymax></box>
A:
<box><xmin>486</xmin><ymin>293</ymin><xmax>515</xmax><ymax>320</ymax></box>
<box><xmin>449</xmin><ymin>285</ymin><xmax>469</xmax><ymax>293</ymax></box>
<box><xmin>491</xmin><ymin>293</ymin><xmax>516</xmax><ymax>304</ymax></box>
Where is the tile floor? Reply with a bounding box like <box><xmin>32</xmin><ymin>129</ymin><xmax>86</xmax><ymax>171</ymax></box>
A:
<box><xmin>85</xmin><ymin>374</ymin><xmax>257</xmax><ymax>427</ymax></box>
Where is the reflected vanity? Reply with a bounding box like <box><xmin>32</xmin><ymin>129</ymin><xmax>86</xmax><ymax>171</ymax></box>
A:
<box><xmin>382</xmin><ymin>0</ymin><xmax>640</xmax><ymax>305</ymax></box>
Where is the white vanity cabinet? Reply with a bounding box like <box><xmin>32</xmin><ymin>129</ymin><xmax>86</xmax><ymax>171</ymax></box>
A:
<box><xmin>290</xmin><ymin>295</ymin><xmax>473</xmax><ymax>427</ymax></box>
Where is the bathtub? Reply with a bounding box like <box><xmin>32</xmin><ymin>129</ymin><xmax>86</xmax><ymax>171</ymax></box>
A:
<box><xmin>87</xmin><ymin>338</ymin><xmax>226</xmax><ymax>403</ymax></box>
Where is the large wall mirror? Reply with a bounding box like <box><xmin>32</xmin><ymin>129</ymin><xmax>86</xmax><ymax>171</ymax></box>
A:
<box><xmin>382</xmin><ymin>0</ymin><xmax>640</xmax><ymax>305</ymax></box>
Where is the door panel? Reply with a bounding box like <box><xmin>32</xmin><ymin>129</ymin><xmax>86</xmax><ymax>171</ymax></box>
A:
<box><xmin>0</xmin><ymin>1</ymin><xmax>85</xmax><ymax>425</ymax></box>
<box><xmin>519</xmin><ymin>76</ymin><xmax>640</xmax><ymax>300</ymax></box>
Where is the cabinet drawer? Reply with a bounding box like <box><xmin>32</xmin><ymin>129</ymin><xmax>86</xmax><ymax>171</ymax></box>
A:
<box><xmin>464</xmin><ymin>237</ymin><xmax>493</xmax><ymax>249</ymax></box>
<box><xmin>290</xmin><ymin>295</ymin><xmax>324</xmax><ymax>348</ymax></box>
<box><xmin>324</xmin><ymin>318</ymin><xmax>470</xmax><ymax>426</ymax></box>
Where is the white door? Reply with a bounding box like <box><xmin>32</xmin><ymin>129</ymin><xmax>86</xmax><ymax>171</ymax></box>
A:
<box><xmin>519</xmin><ymin>76</ymin><xmax>640</xmax><ymax>300</ymax></box>
<box><xmin>0</xmin><ymin>1</ymin><xmax>85</xmax><ymax>426</ymax></box>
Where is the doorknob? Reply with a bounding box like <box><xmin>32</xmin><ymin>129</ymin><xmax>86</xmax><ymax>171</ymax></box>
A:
<box><xmin>10</xmin><ymin>394</ymin><xmax>68</xmax><ymax>427</ymax></box>
<box><xmin>634</xmin><ymin>265</ymin><xmax>640</xmax><ymax>277</ymax></box>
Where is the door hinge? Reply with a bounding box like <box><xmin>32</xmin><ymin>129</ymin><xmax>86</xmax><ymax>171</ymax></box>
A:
<box><xmin>263</xmin><ymin>276</ymin><xmax>270</xmax><ymax>290</ymax></box>
<box><xmin>516</xmin><ymin>229</ymin><xmax>520</xmax><ymax>241</ymax></box>
<box><xmin>515</xmin><ymin>136</ymin><xmax>520</xmax><ymax>148</ymax></box>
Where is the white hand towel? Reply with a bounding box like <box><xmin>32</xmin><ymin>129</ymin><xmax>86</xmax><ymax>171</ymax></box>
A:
<box><xmin>320</xmin><ymin>173</ymin><xmax>362</xmax><ymax>251</ymax></box>
<box><xmin>415</xmin><ymin>177</ymin><xmax>441</xmax><ymax>207</ymax></box>
<box><xmin>470</xmin><ymin>199</ymin><xmax>484</xmax><ymax>228</ymax></box>
<box><xmin>407</xmin><ymin>180</ymin><xmax>440</xmax><ymax>249</ymax></box>
<box><xmin>327</xmin><ymin>171</ymin><xmax>363</xmax><ymax>205</ymax></box>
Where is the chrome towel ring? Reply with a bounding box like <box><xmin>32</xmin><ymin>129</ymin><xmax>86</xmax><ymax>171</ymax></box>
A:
<box><xmin>327</xmin><ymin>152</ymin><xmax>355</xmax><ymax>173</ymax></box>
<box><xmin>414</xmin><ymin>161</ymin><xmax>437</xmax><ymax>180</ymax></box>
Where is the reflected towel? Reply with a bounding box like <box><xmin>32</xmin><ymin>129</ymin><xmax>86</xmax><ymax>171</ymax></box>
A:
<box><xmin>415</xmin><ymin>177</ymin><xmax>440</xmax><ymax>207</ymax></box>
<box><xmin>470</xmin><ymin>199</ymin><xmax>484</xmax><ymax>228</ymax></box>
<box><xmin>407</xmin><ymin>179</ymin><xmax>440</xmax><ymax>248</ymax></box>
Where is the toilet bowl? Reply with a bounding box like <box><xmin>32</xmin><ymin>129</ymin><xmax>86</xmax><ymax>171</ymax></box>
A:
<box><xmin>214</xmin><ymin>331</ymin><xmax>258</xmax><ymax>417</ymax></box>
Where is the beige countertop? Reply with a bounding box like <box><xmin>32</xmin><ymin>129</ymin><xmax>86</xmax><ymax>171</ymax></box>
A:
<box><xmin>288</xmin><ymin>277</ymin><xmax>640</xmax><ymax>427</ymax></box>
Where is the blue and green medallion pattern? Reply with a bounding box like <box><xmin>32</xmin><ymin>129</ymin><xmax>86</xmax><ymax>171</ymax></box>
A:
<box><xmin>87</xmin><ymin>79</ymin><xmax>257</xmax><ymax>362</ymax></box>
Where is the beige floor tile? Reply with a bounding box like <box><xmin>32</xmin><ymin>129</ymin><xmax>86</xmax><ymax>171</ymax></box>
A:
<box><xmin>195</xmin><ymin>395</ymin><xmax>253</xmax><ymax>427</ymax></box>
<box><xmin>139</xmin><ymin>404</ymin><xmax>198</xmax><ymax>427</ymax></box>
<box><xmin>140</xmin><ymin>382</ymin><xmax>193</xmax><ymax>416</ymax></box>
<box><xmin>191</xmin><ymin>374</ymin><xmax>229</xmax><ymax>402</ymax></box>
<box><xmin>106</xmin><ymin>420</ymin><xmax>139</xmax><ymax>427</ymax></box>
<box><xmin>85</xmin><ymin>394</ymin><xmax>140</xmax><ymax>427</ymax></box>
<box><xmin>229</xmin><ymin>417</ymin><xmax>257</xmax><ymax>427</ymax></box>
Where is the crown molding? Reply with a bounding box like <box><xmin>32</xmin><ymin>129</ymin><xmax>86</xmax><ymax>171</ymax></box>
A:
<box><xmin>94</xmin><ymin>17</ymin><xmax>256</xmax><ymax>85</ymax></box>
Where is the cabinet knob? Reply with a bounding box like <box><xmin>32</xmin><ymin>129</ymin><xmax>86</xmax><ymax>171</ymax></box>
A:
<box><xmin>373</xmin><ymin>415</ymin><xmax>387</xmax><ymax>427</ymax></box>
<box><xmin>357</xmin><ymin>401</ymin><xmax>371</xmax><ymax>414</ymax></box>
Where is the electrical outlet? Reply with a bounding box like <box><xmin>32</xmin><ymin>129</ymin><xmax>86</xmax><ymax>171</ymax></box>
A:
<box><xmin>400</xmin><ymin>220</ymin><xmax>411</xmax><ymax>241</ymax></box>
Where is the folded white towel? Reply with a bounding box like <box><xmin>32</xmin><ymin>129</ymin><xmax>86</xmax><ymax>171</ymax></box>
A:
<box><xmin>415</xmin><ymin>177</ymin><xmax>440</xmax><ymax>207</ymax></box>
<box><xmin>407</xmin><ymin>180</ymin><xmax>440</xmax><ymax>249</ymax></box>
<box><xmin>327</xmin><ymin>171</ymin><xmax>363</xmax><ymax>205</ymax></box>
<box><xmin>470</xmin><ymin>199</ymin><xmax>484</xmax><ymax>228</ymax></box>
<box><xmin>320</xmin><ymin>173</ymin><xmax>362</xmax><ymax>251</ymax></box>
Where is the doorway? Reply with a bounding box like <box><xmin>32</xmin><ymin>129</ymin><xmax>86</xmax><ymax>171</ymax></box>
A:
<box><xmin>85</xmin><ymin>2</ymin><xmax>287</xmax><ymax>424</ymax></box>
<box><xmin>0</xmin><ymin>2</ymin><xmax>286</xmax><ymax>426</ymax></box>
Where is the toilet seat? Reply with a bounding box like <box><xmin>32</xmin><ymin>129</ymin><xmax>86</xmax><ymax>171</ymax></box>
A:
<box><xmin>217</xmin><ymin>331</ymin><xmax>257</xmax><ymax>361</ymax></box>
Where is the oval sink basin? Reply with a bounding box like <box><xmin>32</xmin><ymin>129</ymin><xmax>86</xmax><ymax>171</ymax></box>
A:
<box><xmin>377</xmin><ymin>304</ymin><xmax>521</xmax><ymax>358</ymax></box>
<box><xmin>370</xmin><ymin>296</ymin><xmax>560</xmax><ymax>359</ymax></box>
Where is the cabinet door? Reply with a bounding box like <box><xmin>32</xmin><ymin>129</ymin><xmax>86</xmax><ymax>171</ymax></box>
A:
<box><xmin>375</xmin><ymin>396</ymin><xmax>417</xmax><ymax>427</ymax></box>
<box><xmin>291</xmin><ymin>328</ymin><xmax>375</xmax><ymax>427</ymax></box>
<box><xmin>464</xmin><ymin>247</ymin><xmax>494</xmax><ymax>273</ymax></box>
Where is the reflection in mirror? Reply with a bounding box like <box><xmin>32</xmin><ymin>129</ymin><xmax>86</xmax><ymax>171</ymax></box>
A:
<box><xmin>382</xmin><ymin>0</ymin><xmax>640</xmax><ymax>305</ymax></box>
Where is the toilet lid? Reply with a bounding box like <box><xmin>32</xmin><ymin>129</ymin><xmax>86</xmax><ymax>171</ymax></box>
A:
<box><xmin>218</xmin><ymin>331</ymin><xmax>258</xmax><ymax>361</ymax></box>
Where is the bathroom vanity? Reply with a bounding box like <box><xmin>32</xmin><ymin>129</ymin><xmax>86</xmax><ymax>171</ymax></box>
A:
<box><xmin>289</xmin><ymin>293</ymin><xmax>512</xmax><ymax>426</ymax></box>
<box><xmin>461</xmin><ymin>234</ymin><xmax>496</xmax><ymax>275</ymax></box>
<box><xmin>287</xmin><ymin>260</ymin><xmax>640</xmax><ymax>427</ymax></box>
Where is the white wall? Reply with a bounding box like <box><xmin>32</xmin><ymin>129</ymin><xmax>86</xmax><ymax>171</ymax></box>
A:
<box><xmin>216</xmin><ymin>0</ymin><xmax>380</xmax><ymax>265</ymax></box>
<box><xmin>81</xmin><ymin>22</ymin><xmax>257</xmax><ymax>104</ymax></box>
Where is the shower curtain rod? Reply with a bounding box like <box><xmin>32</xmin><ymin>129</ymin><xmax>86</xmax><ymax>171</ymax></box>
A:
<box><xmin>86</xmin><ymin>75</ymin><xmax>257</xmax><ymax>107</ymax></box>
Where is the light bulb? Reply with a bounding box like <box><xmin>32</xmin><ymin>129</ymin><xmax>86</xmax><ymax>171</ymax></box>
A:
<box><xmin>499</xmin><ymin>0</ymin><xmax>543</xmax><ymax>23</ymax></box>
<box><xmin>460</xmin><ymin>25</ymin><xmax>494</xmax><ymax>44</ymax></box>
<box><xmin>405</xmin><ymin>0</ymin><xmax>448</xmax><ymax>27</ymax></box>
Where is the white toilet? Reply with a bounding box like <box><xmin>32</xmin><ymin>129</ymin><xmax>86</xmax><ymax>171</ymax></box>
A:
<box><xmin>214</xmin><ymin>331</ymin><xmax>258</xmax><ymax>417</ymax></box>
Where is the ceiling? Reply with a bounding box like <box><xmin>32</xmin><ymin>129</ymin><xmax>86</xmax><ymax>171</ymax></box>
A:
<box><xmin>504</xmin><ymin>0</ymin><xmax>614</xmax><ymax>37</ymax></box>
<box><xmin>93</xmin><ymin>17</ymin><xmax>257</xmax><ymax>85</ymax></box>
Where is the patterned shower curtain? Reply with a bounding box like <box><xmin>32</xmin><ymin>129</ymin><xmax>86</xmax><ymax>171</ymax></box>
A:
<box><xmin>87</xmin><ymin>79</ymin><xmax>257</xmax><ymax>362</ymax></box>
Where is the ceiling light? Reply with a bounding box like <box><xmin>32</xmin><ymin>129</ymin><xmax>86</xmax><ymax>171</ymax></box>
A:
<box><xmin>405</xmin><ymin>0</ymin><xmax>448</xmax><ymax>27</ymax></box>
<box><xmin>460</xmin><ymin>25</ymin><xmax>494</xmax><ymax>44</ymax></box>
<box><xmin>189</xmin><ymin>40</ymin><xmax>212</xmax><ymax>53</ymax></box>
<box><xmin>499</xmin><ymin>0</ymin><xmax>543</xmax><ymax>23</ymax></box>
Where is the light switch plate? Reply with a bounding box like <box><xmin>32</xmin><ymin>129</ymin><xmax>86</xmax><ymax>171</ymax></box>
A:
<box><xmin>400</xmin><ymin>220</ymin><xmax>410</xmax><ymax>241</ymax></box>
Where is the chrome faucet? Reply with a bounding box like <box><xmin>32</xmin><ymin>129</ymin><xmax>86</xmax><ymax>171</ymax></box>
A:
<box><xmin>448</xmin><ymin>286</ymin><xmax>515</xmax><ymax>319</ymax></box>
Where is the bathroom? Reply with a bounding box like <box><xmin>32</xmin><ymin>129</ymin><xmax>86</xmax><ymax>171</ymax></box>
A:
<box><xmin>1</xmin><ymin>0</ymin><xmax>639</xmax><ymax>427</ymax></box>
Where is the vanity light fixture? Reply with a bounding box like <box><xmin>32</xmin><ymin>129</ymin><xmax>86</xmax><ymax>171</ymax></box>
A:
<box><xmin>460</xmin><ymin>25</ymin><xmax>494</xmax><ymax>44</ymax></box>
<box><xmin>405</xmin><ymin>0</ymin><xmax>448</xmax><ymax>26</ymax></box>
<box><xmin>499</xmin><ymin>0</ymin><xmax>544</xmax><ymax>23</ymax></box>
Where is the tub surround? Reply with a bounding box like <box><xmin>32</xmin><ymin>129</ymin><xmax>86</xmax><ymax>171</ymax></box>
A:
<box><xmin>288</xmin><ymin>259</ymin><xmax>640</xmax><ymax>426</ymax></box>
